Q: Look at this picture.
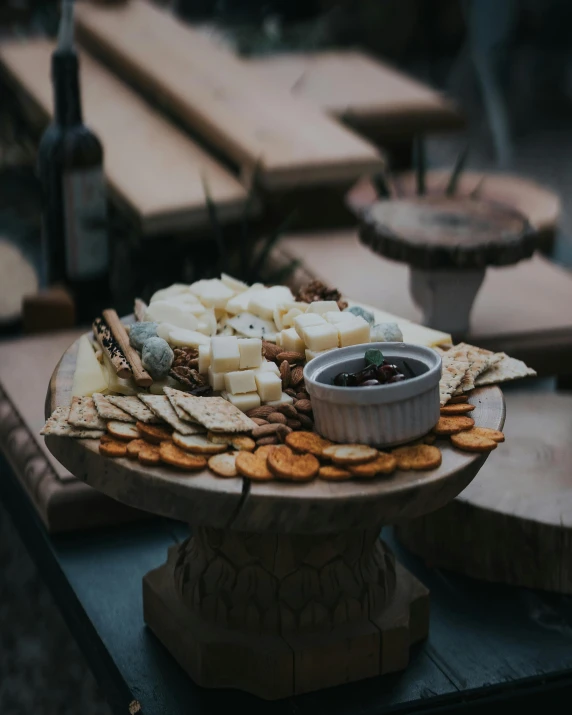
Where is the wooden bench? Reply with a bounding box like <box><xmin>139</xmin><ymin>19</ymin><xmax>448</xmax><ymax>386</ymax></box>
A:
<box><xmin>0</xmin><ymin>40</ymin><xmax>248</xmax><ymax>235</ymax></box>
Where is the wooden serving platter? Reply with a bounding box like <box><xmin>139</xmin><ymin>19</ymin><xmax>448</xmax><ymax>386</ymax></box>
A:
<box><xmin>45</xmin><ymin>334</ymin><xmax>505</xmax><ymax>533</ymax></box>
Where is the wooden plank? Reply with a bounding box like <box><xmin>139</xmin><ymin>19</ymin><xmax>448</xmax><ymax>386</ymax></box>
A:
<box><xmin>247</xmin><ymin>51</ymin><xmax>464</xmax><ymax>137</ymax></box>
<box><xmin>280</xmin><ymin>230</ymin><xmax>572</xmax><ymax>377</ymax></box>
<box><xmin>0</xmin><ymin>39</ymin><xmax>248</xmax><ymax>235</ymax></box>
<box><xmin>74</xmin><ymin>0</ymin><xmax>384</xmax><ymax>190</ymax></box>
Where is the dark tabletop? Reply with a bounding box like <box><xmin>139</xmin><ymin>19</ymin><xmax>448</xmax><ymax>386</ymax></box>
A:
<box><xmin>3</xmin><ymin>453</ymin><xmax>572</xmax><ymax>715</ymax></box>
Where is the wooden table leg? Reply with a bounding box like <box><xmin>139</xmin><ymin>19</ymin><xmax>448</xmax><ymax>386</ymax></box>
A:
<box><xmin>143</xmin><ymin>525</ymin><xmax>429</xmax><ymax>699</ymax></box>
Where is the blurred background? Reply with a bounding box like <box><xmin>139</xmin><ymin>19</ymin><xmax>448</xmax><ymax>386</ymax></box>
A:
<box><xmin>2</xmin><ymin>0</ymin><xmax>572</xmax><ymax>712</ymax></box>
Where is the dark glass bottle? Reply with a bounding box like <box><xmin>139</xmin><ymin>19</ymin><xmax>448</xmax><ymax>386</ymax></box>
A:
<box><xmin>38</xmin><ymin>0</ymin><xmax>110</xmax><ymax>324</ymax></box>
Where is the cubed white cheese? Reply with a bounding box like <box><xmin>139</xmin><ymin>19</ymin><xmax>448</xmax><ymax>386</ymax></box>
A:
<box><xmin>265</xmin><ymin>391</ymin><xmax>294</xmax><ymax>406</ymax></box>
<box><xmin>208</xmin><ymin>366</ymin><xmax>226</xmax><ymax>391</ymax></box>
<box><xmin>255</xmin><ymin>371</ymin><xmax>283</xmax><ymax>402</ymax></box>
<box><xmin>221</xmin><ymin>273</ymin><xmax>249</xmax><ymax>293</ymax></box>
<box><xmin>226</xmin><ymin>285</ymin><xmax>265</xmax><ymax>315</ymax></box>
<box><xmin>273</xmin><ymin>301</ymin><xmax>307</xmax><ymax>330</ymax></box>
<box><xmin>164</xmin><ymin>326</ymin><xmax>211</xmax><ymax>348</ymax></box>
<box><xmin>337</xmin><ymin>316</ymin><xmax>371</xmax><ymax>347</ymax></box>
<box><xmin>198</xmin><ymin>344</ymin><xmax>211</xmax><ymax>374</ymax></box>
<box><xmin>160</xmin><ymin>294</ymin><xmax>202</xmax><ymax>308</ymax></box>
<box><xmin>255</xmin><ymin>360</ymin><xmax>281</xmax><ymax>376</ymax></box>
<box><xmin>224</xmin><ymin>369</ymin><xmax>257</xmax><ymax>395</ymax></box>
<box><xmin>211</xmin><ymin>336</ymin><xmax>240</xmax><ymax>373</ymax></box>
<box><xmin>238</xmin><ymin>338</ymin><xmax>262</xmax><ymax>369</ymax></box>
<box><xmin>222</xmin><ymin>391</ymin><xmax>261</xmax><ymax>412</ymax></box>
<box><xmin>197</xmin><ymin>309</ymin><xmax>217</xmax><ymax>336</ymax></box>
<box><xmin>323</xmin><ymin>311</ymin><xmax>355</xmax><ymax>324</ymax></box>
<box><xmin>305</xmin><ymin>348</ymin><xmax>337</xmax><ymax>361</ymax></box>
<box><xmin>306</xmin><ymin>301</ymin><xmax>340</xmax><ymax>315</ymax></box>
<box><xmin>248</xmin><ymin>286</ymin><xmax>295</xmax><ymax>320</ymax></box>
<box><xmin>150</xmin><ymin>284</ymin><xmax>190</xmax><ymax>303</ymax></box>
<box><xmin>275</xmin><ymin>332</ymin><xmax>283</xmax><ymax>347</ymax></box>
<box><xmin>144</xmin><ymin>301</ymin><xmax>200</xmax><ymax>331</ymax></box>
<box><xmin>301</xmin><ymin>323</ymin><xmax>339</xmax><ymax>351</ymax></box>
<box><xmin>280</xmin><ymin>328</ymin><xmax>305</xmax><ymax>354</ymax></box>
<box><xmin>293</xmin><ymin>312</ymin><xmax>326</xmax><ymax>337</ymax></box>
<box><xmin>227</xmin><ymin>312</ymin><xmax>276</xmax><ymax>341</ymax></box>
<box><xmin>195</xmin><ymin>279</ymin><xmax>234</xmax><ymax>309</ymax></box>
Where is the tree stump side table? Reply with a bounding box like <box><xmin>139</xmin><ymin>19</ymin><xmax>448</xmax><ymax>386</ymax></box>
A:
<box><xmin>358</xmin><ymin>197</ymin><xmax>536</xmax><ymax>339</ymax></box>
<box><xmin>44</xmin><ymin>337</ymin><xmax>505</xmax><ymax>700</ymax></box>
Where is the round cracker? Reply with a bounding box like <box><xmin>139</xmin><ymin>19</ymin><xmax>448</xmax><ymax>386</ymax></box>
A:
<box><xmin>208</xmin><ymin>452</ymin><xmax>238</xmax><ymax>478</ymax></box>
<box><xmin>447</xmin><ymin>395</ymin><xmax>469</xmax><ymax>404</ymax></box>
<box><xmin>440</xmin><ymin>403</ymin><xmax>476</xmax><ymax>415</ymax></box>
<box><xmin>159</xmin><ymin>441</ymin><xmax>207</xmax><ymax>471</ymax></box>
<box><xmin>138</xmin><ymin>443</ymin><xmax>161</xmax><ymax>466</ymax></box>
<box><xmin>349</xmin><ymin>453</ymin><xmax>397</xmax><ymax>478</ymax></box>
<box><xmin>285</xmin><ymin>431</ymin><xmax>331</xmax><ymax>456</ymax></box>
<box><xmin>231</xmin><ymin>435</ymin><xmax>256</xmax><ymax>452</ymax></box>
<box><xmin>99</xmin><ymin>439</ymin><xmax>127</xmax><ymax>458</ymax></box>
<box><xmin>318</xmin><ymin>465</ymin><xmax>352</xmax><ymax>481</ymax></box>
<box><xmin>136</xmin><ymin>421</ymin><xmax>173</xmax><ymax>444</ymax></box>
<box><xmin>433</xmin><ymin>416</ymin><xmax>475</xmax><ymax>435</ymax></box>
<box><xmin>236</xmin><ymin>451</ymin><xmax>273</xmax><ymax>481</ymax></box>
<box><xmin>451</xmin><ymin>431</ymin><xmax>498</xmax><ymax>452</ymax></box>
<box><xmin>255</xmin><ymin>444</ymin><xmax>288</xmax><ymax>460</ymax></box>
<box><xmin>173</xmin><ymin>433</ymin><xmax>228</xmax><ymax>454</ymax></box>
<box><xmin>472</xmin><ymin>426</ymin><xmax>505</xmax><ymax>443</ymax></box>
<box><xmin>322</xmin><ymin>444</ymin><xmax>378</xmax><ymax>465</ymax></box>
<box><xmin>107</xmin><ymin>421</ymin><xmax>140</xmax><ymax>441</ymax></box>
<box><xmin>392</xmin><ymin>444</ymin><xmax>442</xmax><ymax>471</ymax></box>
<box><xmin>126</xmin><ymin>438</ymin><xmax>149</xmax><ymax>460</ymax></box>
<box><xmin>268</xmin><ymin>446</ymin><xmax>320</xmax><ymax>482</ymax></box>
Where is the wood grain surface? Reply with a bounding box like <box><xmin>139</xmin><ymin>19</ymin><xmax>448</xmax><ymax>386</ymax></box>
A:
<box><xmin>0</xmin><ymin>39</ymin><xmax>248</xmax><ymax>234</ymax></box>
<box><xmin>45</xmin><ymin>334</ymin><xmax>504</xmax><ymax>532</ymax></box>
<box><xmin>74</xmin><ymin>0</ymin><xmax>384</xmax><ymax>190</ymax></box>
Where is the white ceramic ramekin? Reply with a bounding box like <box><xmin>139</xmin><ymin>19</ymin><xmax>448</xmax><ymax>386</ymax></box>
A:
<box><xmin>303</xmin><ymin>342</ymin><xmax>441</xmax><ymax>447</ymax></box>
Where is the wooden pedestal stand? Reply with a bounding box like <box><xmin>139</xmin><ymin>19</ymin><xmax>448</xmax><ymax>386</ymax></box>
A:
<box><xmin>358</xmin><ymin>197</ymin><xmax>536</xmax><ymax>339</ymax></box>
<box><xmin>44</xmin><ymin>337</ymin><xmax>505</xmax><ymax>699</ymax></box>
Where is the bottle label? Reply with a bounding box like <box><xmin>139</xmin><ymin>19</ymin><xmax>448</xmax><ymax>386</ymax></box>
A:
<box><xmin>62</xmin><ymin>167</ymin><xmax>108</xmax><ymax>279</ymax></box>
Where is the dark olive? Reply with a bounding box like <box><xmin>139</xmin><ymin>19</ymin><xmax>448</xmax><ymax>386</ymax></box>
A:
<box><xmin>388</xmin><ymin>374</ymin><xmax>405</xmax><ymax>383</ymax></box>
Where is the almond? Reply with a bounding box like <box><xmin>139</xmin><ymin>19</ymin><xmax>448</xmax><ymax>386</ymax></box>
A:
<box><xmin>252</xmin><ymin>423</ymin><xmax>284</xmax><ymax>438</ymax></box>
<box><xmin>256</xmin><ymin>436</ymin><xmax>279</xmax><ymax>446</ymax></box>
<box><xmin>286</xmin><ymin>419</ymin><xmax>302</xmax><ymax>430</ymax></box>
<box><xmin>267</xmin><ymin>412</ymin><xmax>287</xmax><ymax>425</ymax></box>
<box><xmin>276</xmin><ymin>351</ymin><xmax>305</xmax><ymax>364</ymax></box>
<box><xmin>279</xmin><ymin>360</ymin><xmax>291</xmax><ymax>389</ymax></box>
<box><xmin>275</xmin><ymin>404</ymin><xmax>298</xmax><ymax>419</ymax></box>
<box><xmin>262</xmin><ymin>341</ymin><xmax>282</xmax><ymax>360</ymax></box>
<box><xmin>297</xmin><ymin>414</ymin><xmax>314</xmax><ymax>429</ymax></box>
<box><xmin>290</xmin><ymin>366</ymin><xmax>304</xmax><ymax>387</ymax></box>
<box><xmin>294</xmin><ymin>399</ymin><xmax>312</xmax><ymax>414</ymax></box>
<box><xmin>285</xmin><ymin>388</ymin><xmax>297</xmax><ymax>398</ymax></box>
<box><xmin>296</xmin><ymin>391</ymin><xmax>309</xmax><ymax>400</ymax></box>
<box><xmin>251</xmin><ymin>417</ymin><xmax>269</xmax><ymax>426</ymax></box>
<box><xmin>246</xmin><ymin>405</ymin><xmax>276</xmax><ymax>419</ymax></box>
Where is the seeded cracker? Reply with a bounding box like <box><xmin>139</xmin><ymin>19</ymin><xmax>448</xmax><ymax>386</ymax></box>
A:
<box><xmin>93</xmin><ymin>393</ymin><xmax>134</xmax><ymax>422</ymax></box>
<box><xmin>168</xmin><ymin>392</ymin><xmax>257</xmax><ymax>433</ymax></box>
<box><xmin>106</xmin><ymin>395</ymin><xmax>163</xmax><ymax>424</ymax></box>
<box><xmin>164</xmin><ymin>386</ymin><xmax>201</xmax><ymax>423</ymax></box>
<box><xmin>448</xmin><ymin>343</ymin><xmax>501</xmax><ymax>395</ymax></box>
<box><xmin>439</xmin><ymin>357</ymin><xmax>466</xmax><ymax>406</ymax></box>
<box><xmin>475</xmin><ymin>353</ymin><xmax>536</xmax><ymax>386</ymax></box>
<box><xmin>41</xmin><ymin>406</ymin><xmax>104</xmax><ymax>439</ymax></box>
<box><xmin>68</xmin><ymin>396</ymin><xmax>106</xmax><ymax>430</ymax></box>
<box><xmin>138</xmin><ymin>394</ymin><xmax>205</xmax><ymax>436</ymax></box>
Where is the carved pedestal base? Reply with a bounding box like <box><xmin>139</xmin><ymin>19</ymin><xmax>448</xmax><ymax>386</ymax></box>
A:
<box><xmin>143</xmin><ymin>527</ymin><xmax>429</xmax><ymax>699</ymax></box>
<box><xmin>409</xmin><ymin>267</ymin><xmax>486</xmax><ymax>338</ymax></box>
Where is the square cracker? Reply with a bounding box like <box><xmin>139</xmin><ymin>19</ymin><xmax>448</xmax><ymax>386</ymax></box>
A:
<box><xmin>475</xmin><ymin>353</ymin><xmax>536</xmax><ymax>386</ymax></box>
<box><xmin>93</xmin><ymin>392</ymin><xmax>134</xmax><ymax>422</ymax></box>
<box><xmin>164</xmin><ymin>386</ymin><xmax>201</xmax><ymax>423</ymax></box>
<box><xmin>138</xmin><ymin>394</ymin><xmax>205</xmax><ymax>436</ymax></box>
<box><xmin>169</xmin><ymin>391</ymin><xmax>257</xmax><ymax>433</ymax></box>
<box><xmin>41</xmin><ymin>406</ymin><xmax>104</xmax><ymax>438</ymax></box>
<box><xmin>106</xmin><ymin>395</ymin><xmax>163</xmax><ymax>424</ymax></box>
<box><xmin>440</xmin><ymin>343</ymin><xmax>502</xmax><ymax>395</ymax></box>
<box><xmin>439</xmin><ymin>357</ymin><xmax>467</xmax><ymax>406</ymax></box>
<box><xmin>68</xmin><ymin>396</ymin><xmax>107</xmax><ymax>430</ymax></box>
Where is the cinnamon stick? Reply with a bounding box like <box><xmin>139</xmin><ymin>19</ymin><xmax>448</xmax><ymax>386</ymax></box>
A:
<box><xmin>103</xmin><ymin>309</ymin><xmax>153</xmax><ymax>387</ymax></box>
<box><xmin>92</xmin><ymin>316</ymin><xmax>132</xmax><ymax>379</ymax></box>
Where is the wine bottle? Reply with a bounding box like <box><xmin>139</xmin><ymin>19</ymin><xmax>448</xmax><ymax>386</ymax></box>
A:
<box><xmin>38</xmin><ymin>0</ymin><xmax>110</xmax><ymax>324</ymax></box>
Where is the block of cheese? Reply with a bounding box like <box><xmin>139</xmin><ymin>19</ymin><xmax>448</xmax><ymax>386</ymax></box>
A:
<box><xmin>265</xmin><ymin>392</ymin><xmax>294</xmax><ymax>406</ymax></box>
<box><xmin>302</xmin><ymin>323</ymin><xmax>339</xmax><ymax>351</ymax></box>
<box><xmin>294</xmin><ymin>312</ymin><xmax>326</xmax><ymax>337</ymax></box>
<box><xmin>102</xmin><ymin>354</ymin><xmax>137</xmax><ymax>395</ymax></box>
<box><xmin>336</xmin><ymin>315</ymin><xmax>371</xmax><ymax>347</ymax></box>
<box><xmin>274</xmin><ymin>301</ymin><xmax>307</xmax><ymax>330</ymax></box>
<box><xmin>159</xmin><ymin>325</ymin><xmax>211</xmax><ymax>348</ymax></box>
<box><xmin>255</xmin><ymin>371</ymin><xmax>283</xmax><ymax>402</ymax></box>
<box><xmin>221</xmin><ymin>273</ymin><xmax>249</xmax><ymax>293</ymax></box>
<box><xmin>145</xmin><ymin>301</ymin><xmax>200</xmax><ymax>330</ymax></box>
<box><xmin>197</xmin><ymin>279</ymin><xmax>235</xmax><ymax>309</ymax></box>
<box><xmin>208</xmin><ymin>366</ymin><xmax>226</xmax><ymax>391</ymax></box>
<box><xmin>324</xmin><ymin>311</ymin><xmax>355</xmax><ymax>324</ymax></box>
<box><xmin>72</xmin><ymin>335</ymin><xmax>108</xmax><ymax>397</ymax></box>
<box><xmin>223</xmin><ymin>391</ymin><xmax>261</xmax><ymax>412</ymax></box>
<box><xmin>150</xmin><ymin>284</ymin><xmax>191</xmax><ymax>303</ymax></box>
<box><xmin>227</xmin><ymin>312</ymin><xmax>277</xmax><ymax>341</ymax></box>
<box><xmin>255</xmin><ymin>360</ymin><xmax>281</xmax><ymax>376</ymax></box>
<box><xmin>226</xmin><ymin>284</ymin><xmax>265</xmax><ymax>314</ymax></box>
<box><xmin>305</xmin><ymin>347</ymin><xmax>337</xmax><ymax>361</ymax></box>
<box><xmin>198</xmin><ymin>344</ymin><xmax>211</xmax><ymax>374</ymax></box>
<box><xmin>224</xmin><ymin>369</ymin><xmax>257</xmax><ymax>395</ymax></box>
<box><xmin>280</xmin><ymin>327</ymin><xmax>305</xmax><ymax>354</ymax></box>
<box><xmin>211</xmin><ymin>336</ymin><xmax>240</xmax><ymax>372</ymax></box>
<box><xmin>238</xmin><ymin>337</ymin><xmax>262</xmax><ymax>369</ymax></box>
<box><xmin>275</xmin><ymin>331</ymin><xmax>283</xmax><ymax>347</ymax></box>
<box><xmin>306</xmin><ymin>301</ymin><xmax>340</xmax><ymax>315</ymax></box>
<box><xmin>197</xmin><ymin>309</ymin><xmax>217</xmax><ymax>337</ymax></box>
<box><xmin>248</xmin><ymin>286</ymin><xmax>294</xmax><ymax>320</ymax></box>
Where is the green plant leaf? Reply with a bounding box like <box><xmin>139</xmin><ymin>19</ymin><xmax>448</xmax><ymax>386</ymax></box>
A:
<box><xmin>365</xmin><ymin>348</ymin><xmax>384</xmax><ymax>367</ymax></box>
<box><xmin>445</xmin><ymin>145</ymin><xmax>470</xmax><ymax>197</ymax></box>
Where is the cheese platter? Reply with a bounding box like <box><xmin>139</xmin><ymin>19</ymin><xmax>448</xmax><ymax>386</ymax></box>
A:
<box><xmin>42</xmin><ymin>274</ymin><xmax>529</xmax><ymax>698</ymax></box>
